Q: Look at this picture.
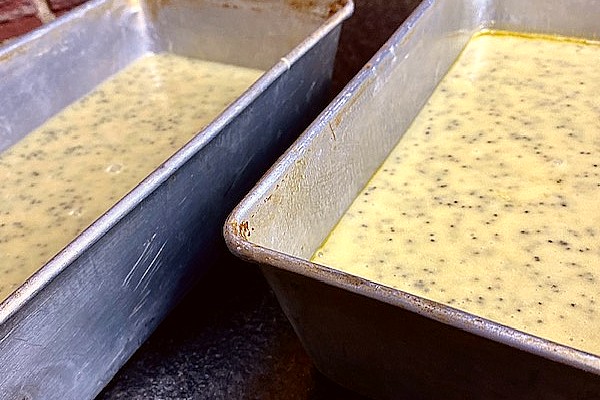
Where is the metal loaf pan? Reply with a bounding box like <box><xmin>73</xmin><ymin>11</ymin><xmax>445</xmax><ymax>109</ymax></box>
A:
<box><xmin>0</xmin><ymin>0</ymin><xmax>353</xmax><ymax>398</ymax></box>
<box><xmin>225</xmin><ymin>0</ymin><xmax>600</xmax><ymax>398</ymax></box>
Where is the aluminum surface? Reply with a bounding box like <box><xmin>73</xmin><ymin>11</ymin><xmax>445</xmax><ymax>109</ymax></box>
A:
<box><xmin>0</xmin><ymin>0</ymin><xmax>353</xmax><ymax>398</ymax></box>
<box><xmin>225</xmin><ymin>0</ymin><xmax>600</xmax><ymax>398</ymax></box>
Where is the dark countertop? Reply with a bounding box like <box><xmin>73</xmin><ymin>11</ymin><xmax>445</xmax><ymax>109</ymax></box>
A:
<box><xmin>97</xmin><ymin>1</ymin><xmax>421</xmax><ymax>399</ymax></box>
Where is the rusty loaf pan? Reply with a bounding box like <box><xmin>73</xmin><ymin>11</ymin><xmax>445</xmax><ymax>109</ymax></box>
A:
<box><xmin>0</xmin><ymin>0</ymin><xmax>353</xmax><ymax>398</ymax></box>
<box><xmin>224</xmin><ymin>0</ymin><xmax>600</xmax><ymax>398</ymax></box>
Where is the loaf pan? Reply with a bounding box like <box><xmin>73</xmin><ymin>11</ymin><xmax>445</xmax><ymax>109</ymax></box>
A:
<box><xmin>224</xmin><ymin>0</ymin><xmax>600</xmax><ymax>398</ymax></box>
<box><xmin>0</xmin><ymin>0</ymin><xmax>353</xmax><ymax>398</ymax></box>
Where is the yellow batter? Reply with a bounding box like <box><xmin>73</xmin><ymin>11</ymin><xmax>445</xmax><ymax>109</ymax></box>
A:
<box><xmin>0</xmin><ymin>52</ymin><xmax>263</xmax><ymax>301</ymax></box>
<box><xmin>313</xmin><ymin>32</ymin><xmax>600</xmax><ymax>355</ymax></box>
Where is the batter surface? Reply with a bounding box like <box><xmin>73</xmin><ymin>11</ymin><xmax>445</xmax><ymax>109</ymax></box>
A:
<box><xmin>0</xmin><ymin>52</ymin><xmax>263</xmax><ymax>301</ymax></box>
<box><xmin>313</xmin><ymin>32</ymin><xmax>600</xmax><ymax>355</ymax></box>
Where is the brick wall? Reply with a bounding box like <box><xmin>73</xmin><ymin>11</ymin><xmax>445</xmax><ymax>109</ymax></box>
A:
<box><xmin>0</xmin><ymin>0</ymin><xmax>87</xmax><ymax>42</ymax></box>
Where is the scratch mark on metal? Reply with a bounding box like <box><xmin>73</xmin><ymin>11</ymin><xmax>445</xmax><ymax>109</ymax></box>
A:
<box><xmin>0</xmin><ymin>325</ymin><xmax>17</xmax><ymax>346</ymax></box>
<box><xmin>10</xmin><ymin>336</ymin><xmax>44</xmax><ymax>348</ymax></box>
<box><xmin>134</xmin><ymin>239</ymin><xmax>167</xmax><ymax>291</ymax></box>
<box><xmin>88</xmin><ymin>254</ymin><xmax>102</xmax><ymax>279</ymax></box>
<box><xmin>130</xmin><ymin>290</ymin><xmax>151</xmax><ymax>318</ymax></box>
<box><xmin>328</xmin><ymin>121</ymin><xmax>337</xmax><ymax>140</ymax></box>
<box><xmin>109</xmin><ymin>351</ymin><xmax>124</xmax><ymax>369</ymax></box>
<box><xmin>122</xmin><ymin>233</ymin><xmax>157</xmax><ymax>287</ymax></box>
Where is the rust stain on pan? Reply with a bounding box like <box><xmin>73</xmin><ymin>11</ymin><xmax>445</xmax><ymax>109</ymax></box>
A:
<box><xmin>229</xmin><ymin>220</ymin><xmax>250</xmax><ymax>239</ymax></box>
<box><xmin>330</xmin><ymin>69</ymin><xmax>370</xmax><ymax>129</ymax></box>
<box><xmin>287</xmin><ymin>0</ymin><xmax>347</xmax><ymax>19</ymax></box>
<box><xmin>145</xmin><ymin>0</ymin><xmax>250</xmax><ymax>21</ymax></box>
<box><xmin>240</xmin><ymin>221</ymin><xmax>250</xmax><ymax>239</ymax></box>
<box><xmin>287</xmin><ymin>0</ymin><xmax>318</xmax><ymax>12</ymax></box>
<box><xmin>143</xmin><ymin>0</ymin><xmax>173</xmax><ymax>21</ymax></box>
<box><xmin>326</xmin><ymin>0</ymin><xmax>347</xmax><ymax>18</ymax></box>
<box><xmin>221</xmin><ymin>2</ymin><xmax>240</xmax><ymax>9</ymax></box>
<box><xmin>0</xmin><ymin>48</ymin><xmax>20</xmax><ymax>63</ymax></box>
<box><xmin>328</xmin><ymin>269</ymin><xmax>365</xmax><ymax>287</ymax></box>
<box><xmin>331</xmin><ymin>113</ymin><xmax>343</xmax><ymax>130</ymax></box>
<box><xmin>144</xmin><ymin>0</ymin><xmax>347</xmax><ymax>22</ymax></box>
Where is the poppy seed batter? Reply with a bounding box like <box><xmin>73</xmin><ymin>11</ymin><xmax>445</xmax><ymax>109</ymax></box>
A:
<box><xmin>313</xmin><ymin>32</ymin><xmax>600</xmax><ymax>355</ymax></box>
<box><xmin>0</xmin><ymin>52</ymin><xmax>263</xmax><ymax>301</ymax></box>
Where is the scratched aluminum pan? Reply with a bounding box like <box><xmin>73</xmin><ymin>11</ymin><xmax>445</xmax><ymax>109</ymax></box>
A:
<box><xmin>224</xmin><ymin>0</ymin><xmax>600</xmax><ymax>398</ymax></box>
<box><xmin>0</xmin><ymin>0</ymin><xmax>353</xmax><ymax>398</ymax></box>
